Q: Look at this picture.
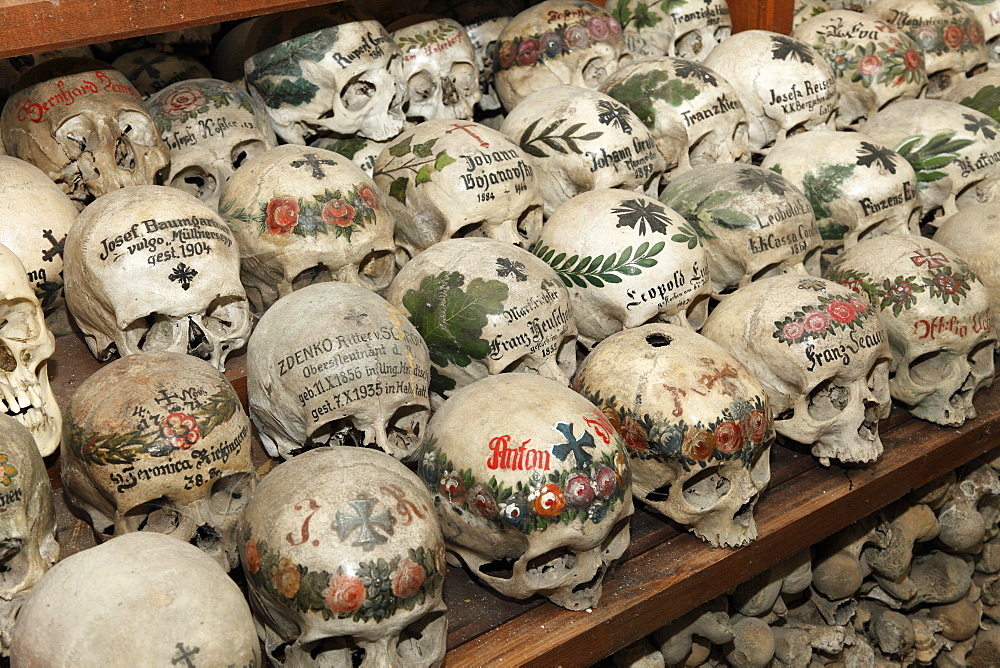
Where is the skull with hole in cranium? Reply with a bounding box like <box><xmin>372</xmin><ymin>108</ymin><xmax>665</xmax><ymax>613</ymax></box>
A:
<box><xmin>59</xmin><ymin>351</ymin><xmax>257</xmax><ymax>571</ymax></box>
<box><xmin>219</xmin><ymin>145</ymin><xmax>396</xmax><ymax>313</ymax></box>
<box><xmin>701</xmin><ymin>275</ymin><xmax>892</xmax><ymax>466</ymax></box>
<box><xmin>573</xmin><ymin>324</ymin><xmax>774</xmax><ymax>547</ymax></box>
<box><xmin>826</xmin><ymin>234</ymin><xmax>996</xmax><ymax>427</ymax></box>
<box><xmin>419</xmin><ymin>373</ymin><xmax>633</xmax><ymax>610</ymax></box>
<box><xmin>64</xmin><ymin>185</ymin><xmax>251</xmax><ymax>371</ymax></box>
<box><xmin>247</xmin><ymin>281</ymin><xmax>431</xmax><ymax>462</ymax></box>
<box><xmin>0</xmin><ymin>59</ymin><xmax>169</xmax><ymax>207</ymax></box>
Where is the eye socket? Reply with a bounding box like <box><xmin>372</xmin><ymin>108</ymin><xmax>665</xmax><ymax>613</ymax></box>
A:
<box><xmin>118</xmin><ymin>110</ymin><xmax>158</xmax><ymax>146</ymax></box>
<box><xmin>231</xmin><ymin>139</ymin><xmax>267</xmax><ymax>171</ymax></box>
<box><xmin>581</xmin><ymin>58</ymin><xmax>609</xmax><ymax>88</ymax></box>
<box><xmin>208</xmin><ymin>473</ymin><xmax>253</xmax><ymax>515</ymax></box>
<box><xmin>407</xmin><ymin>70</ymin><xmax>437</xmax><ymax>103</ymax></box>
<box><xmin>123</xmin><ymin>497</ymin><xmax>181</xmax><ymax>534</ymax></box>
<box><xmin>341</xmin><ymin>75</ymin><xmax>377</xmax><ymax>111</ymax></box>
<box><xmin>451</xmin><ymin>63</ymin><xmax>478</xmax><ymax>91</ymax></box>
<box><xmin>0</xmin><ymin>299</ymin><xmax>40</xmax><ymax>344</ymax></box>
<box><xmin>55</xmin><ymin>114</ymin><xmax>100</xmax><ymax>159</ymax></box>
<box><xmin>169</xmin><ymin>166</ymin><xmax>217</xmax><ymax>201</ymax></box>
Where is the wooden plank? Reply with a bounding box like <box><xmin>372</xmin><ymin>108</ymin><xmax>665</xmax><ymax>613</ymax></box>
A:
<box><xmin>730</xmin><ymin>0</ymin><xmax>794</xmax><ymax>35</ymax></box>
<box><xmin>444</xmin><ymin>388</ymin><xmax>1000</xmax><ymax>667</ymax></box>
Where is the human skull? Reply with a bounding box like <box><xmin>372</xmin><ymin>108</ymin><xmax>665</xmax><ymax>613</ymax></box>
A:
<box><xmin>933</xmin><ymin>202</ymin><xmax>1000</xmax><ymax>317</ymax></box>
<box><xmin>573</xmin><ymin>324</ymin><xmax>774</xmax><ymax>546</ymax></box>
<box><xmin>945</xmin><ymin>66</ymin><xmax>1000</xmax><ymax>121</ymax></box>
<box><xmin>247</xmin><ymin>281</ymin><xmax>431</xmax><ymax>462</ymax></box>
<box><xmin>600</xmin><ymin>57</ymin><xmax>751</xmax><ymax>177</ymax></box>
<box><xmin>0</xmin><ymin>244</ymin><xmax>60</xmax><ymax>457</ymax></box>
<box><xmin>386</xmin><ymin>237</ymin><xmax>577</xmax><ymax>401</ymax></box>
<box><xmin>64</xmin><ymin>185</ymin><xmax>251</xmax><ymax>371</ymax></box>
<box><xmin>532</xmin><ymin>189</ymin><xmax>711</xmax><ymax>347</ymax></box>
<box><xmin>59</xmin><ymin>351</ymin><xmax>257</xmax><ymax>570</ymax></box>
<box><xmin>391</xmin><ymin>18</ymin><xmax>481</xmax><ymax>121</ymax></box>
<box><xmin>703</xmin><ymin>30</ymin><xmax>839</xmax><ymax>155</ymax></box>
<box><xmin>604</xmin><ymin>0</ymin><xmax>677</xmax><ymax>57</ymax></box>
<box><xmin>240</xmin><ymin>447</ymin><xmax>447</xmax><ymax>666</ymax></box>
<box><xmin>419</xmin><ymin>373</ymin><xmax>633</xmax><ymax>609</ymax></box>
<box><xmin>0</xmin><ymin>46</ymin><xmax>94</xmax><ymax>103</ymax></box>
<box><xmin>111</xmin><ymin>49</ymin><xmax>213</xmax><ymax>97</ymax></box>
<box><xmin>311</xmin><ymin>134</ymin><xmax>389</xmax><ymax>177</ymax></box>
<box><xmin>0</xmin><ymin>59</ymin><xmax>170</xmax><ymax>207</ymax></box>
<box><xmin>493</xmin><ymin>0</ymin><xmax>629</xmax><ymax>111</ymax></box>
<box><xmin>794</xmin><ymin>0</ymin><xmax>833</xmax><ymax>29</ymax></box>
<box><xmin>793</xmin><ymin>10</ymin><xmax>928</xmax><ymax>129</ymax></box>
<box><xmin>499</xmin><ymin>86</ymin><xmax>665</xmax><ymax>217</ymax></box>
<box><xmin>218</xmin><ymin>144</ymin><xmax>396</xmax><ymax>313</ymax></box>
<box><xmin>244</xmin><ymin>17</ymin><xmax>408</xmax><ymax>143</ymax></box>
<box><xmin>868</xmin><ymin>0</ymin><xmax>988</xmax><ymax>98</ymax></box>
<box><xmin>659</xmin><ymin>164</ymin><xmax>822</xmax><ymax>299</ymax></box>
<box><xmin>861</xmin><ymin>99</ymin><xmax>1000</xmax><ymax>225</ymax></box>
<box><xmin>0</xmin><ymin>156</ymin><xmax>76</xmax><ymax>317</ymax></box>
<box><xmin>459</xmin><ymin>14</ymin><xmax>514</xmax><ymax>113</ymax></box>
<box><xmin>145</xmin><ymin>78</ymin><xmax>277</xmax><ymax>209</ymax></box>
<box><xmin>10</xmin><ymin>532</ymin><xmax>260</xmax><ymax>666</ymax></box>
<box><xmin>760</xmin><ymin>130</ymin><xmax>921</xmax><ymax>257</ymax></box>
<box><xmin>664</xmin><ymin>0</ymin><xmax>732</xmax><ymax>61</ymax></box>
<box><xmin>702</xmin><ymin>275</ymin><xmax>892</xmax><ymax>466</ymax></box>
<box><xmin>825</xmin><ymin>234</ymin><xmax>996</xmax><ymax>426</ymax></box>
<box><xmin>0</xmin><ymin>414</ymin><xmax>58</xmax><ymax>653</ymax></box>
<box><xmin>373</xmin><ymin>119</ymin><xmax>542</xmax><ymax>259</ymax></box>
<box><xmin>963</xmin><ymin>0</ymin><xmax>1000</xmax><ymax>63</ymax></box>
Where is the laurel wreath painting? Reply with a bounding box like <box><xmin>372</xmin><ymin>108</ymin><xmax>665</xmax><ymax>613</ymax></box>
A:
<box><xmin>64</xmin><ymin>387</ymin><xmax>239</xmax><ymax>466</ymax></box>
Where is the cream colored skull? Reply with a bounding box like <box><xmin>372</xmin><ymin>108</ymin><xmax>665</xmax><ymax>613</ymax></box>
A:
<box><xmin>574</xmin><ymin>324</ymin><xmax>774</xmax><ymax>546</ymax></box>
<box><xmin>761</xmin><ymin>130</ymin><xmax>921</xmax><ymax>255</ymax></box>
<box><xmin>600</xmin><ymin>57</ymin><xmax>751</xmax><ymax>177</ymax></box>
<box><xmin>146</xmin><ymin>78</ymin><xmax>277</xmax><ymax>209</ymax></box>
<box><xmin>240</xmin><ymin>447</ymin><xmax>447</xmax><ymax>667</ymax></box>
<box><xmin>794</xmin><ymin>0</ymin><xmax>833</xmax><ymax>29</ymax></box>
<box><xmin>386</xmin><ymin>237</ymin><xmax>577</xmax><ymax>401</ymax></box>
<box><xmin>111</xmin><ymin>49</ymin><xmax>213</xmax><ymax>97</ymax></box>
<box><xmin>933</xmin><ymin>203</ymin><xmax>1000</xmax><ymax>317</ymax></box>
<box><xmin>373</xmin><ymin>119</ymin><xmax>542</xmax><ymax>259</ymax></box>
<box><xmin>0</xmin><ymin>244</ymin><xmax>59</xmax><ymax>457</ymax></box>
<box><xmin>0</xmin><ymin>414</ymin><xmax>58</xmax><ymax>653</ymax></box>
<box><xmin>945</xmin><ymin>67</ymin><xmax>1000</xmax><ymax>119</ymax></box>
<box><xmin>0</xmin><ymin>156</ymin><xmax>76</xmax><ymax>318</ymax></box>
<box><xmin>392</xmin><ymin>18</ymin><xmax>481</xmax><ymax>121</ymax></box>
<box><xmin>533</xmin><ymin>189</ymin><xmax>711</xmax><ymax>347</ymax></box>
<box><xmin>494</xmin><ymin>0</ymin><xmax>629</xmax><ymax>111</ymax></box>
<box><xmin>0</xmin><ymin>60</ymin><xmax>169</xmax><ymax>207</ymax></box>
<box><xmin>59</xmin><ymin>351</ymin><xmax>257</xmax><ymax>571</ymax></box>
<box><xmin>862</xmin><ymin>99</ymin><xmax>1000</xmax><ymax>225</ymax></box>
<box><xmin>793</xmin><ymin>10</ymin><xmax>928</xmax><ymax>129</ymax></box>
<box><xmin>64</xmin><ymin>185</ymin><xmax>251</xmax><ymax>371</ymax></box>
<box><xmin>420</xmin><ymin>373</ymin><xmax>633</xmax><ymax>609</ymax></box>
<box><xmin>703</xmin><ymin>30</ymin><xmax>838</xmax><ymax>155</ymax></box>
<box><xmin>311</xmin><ymin>134</ymin><xmax>389</xmax><ymax>177</ymax></box>
<box><xmin>219</xmin><ymin>145</ymin><xmax>396</xmax><ymax>312</ymax></box>
<box><xmin>500</xmin><ymin>86</ymin><xmax>665</xmax><ymax>217</ymax></box>
<box><xmin>826</xmin><ymin>234</ymin><xmax>996</xmax><ymax>426</ymax></box>
<box><xmin>702</xmin><ymin>276</ymin><xmax>892</xmax><ymax>466</ymax></box>
<box><xmin>666</xmin><ymin>0</ymin><xmax>732</xmax><ymax>61</ymax></box>
<box><xmin>10</xmin><ymin>533</ymin><xmax>260</xmax><ymax>666</ymax></box>
<box><xmin>868</xmin><ymin>0</ymin><xmax>988</xmax><ymax>98</ymax></box>
<box><xmin>659</xmin><ymin>164</ymin><xmax>822</xmax><ymax>299</ymax></box>
<box><xmin>245</xmin><ymin>19</ymin><xmax>408</xmax><ymax>143</ymax></box>
<box><xmin>605</xmin><ymin>0</ymin><xmax>677</xmax><ymax>57</ymax></box>
<box><xmin>247</xmin><ymin>282</ymin><xmax>431</xmax><ymax>462</ymax></box>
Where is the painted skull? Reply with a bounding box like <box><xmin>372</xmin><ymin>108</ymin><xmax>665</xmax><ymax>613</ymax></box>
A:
<box><xmin>311</xmin><ymin>134</ymin><xmax>389</xmax><ymax>177</ymax></box>
<box><xmin>63</xmin><ymin>185</ymin><xmax>251</xmax><ymax>371</ymax></box>
<box><xmin>664</xmin><ymin>0</ymin><xmax>732</xmax><ymax>61</ymax></box>
<box><xmin>659</xmin><ymin>164</ymin><xmax>822</xmax><ymax>299</ymax></box>
<box><xmin>499</xmin><ymin>85</ymin><xmax>665</xmax><ymax>217</ymax></box>
<box><xmin>604</xmin><ymin>0</ymin><xmax>677</xmax><ymax>57</ymax></box>
<box><xmin>532</xmin><ymin>188</ymin><xmax>712</xmax><ymax>347</ymax></box>
<box><xmin>573</xmin><ymin>324</ymin><xmax>774</xmax><ymax>547</ymax></box>
<box><xmin>239</xmin><ymin>447</ymin><xmax>447</xmax><ymax>666</ymax></box>
<box><xmin>59</xmin><ymin>351</ymin><xmax>257</xmax><ymax>571</ymax></box>
<box><xmin>386</xmin><ymin>237</ymin><xmax>577</xmax><ymax>402</ymax></box>
<box><xmin>247</xmin><ymin>281</ymin><xmax>431</xmax><ymax>462</ymax></box>
<box><xmin>373</xmin><ymin>119</ymin><xmax>542</xmax><ymax>260</ymax></box>
<box><xmin>218</xmin><ymin>144</ymin><xmax>396</xmax><ymax>312</ymax></box>
<box><xmin>934</xmin><ymin>203</ymin><xmax>1000</xmax><ymax>318</ymax></box>
<box><xmin>111</xmin><ymin>49</ymin><xmax>213</xmax><ymax>97</ymax></box>
<box><xmin>703</xmin><ymin>30</ymin><xmax>838</xmax><ymax>155</ymax></box>
<box><xmin>419</xmin><ymin>373</ymin><xmax>633</xmax><ymax>609</ymax></box>
<box><xmin>493</xmin><ymin>0</ymin><xmax>629</xmax><ymax>111</ymax></box>
<box><xmin>826</xmin><ymin>234</ymin><xmax>996</xmax><ymax>426</ymax></box>
<box><xmin>145</xmin><ymin>78</ymin><xmax>278</xmax><ymax>209</ymax></box>
<box><xmin>793</xmin><ymin>10</ymin><xmax>928</xmax><ymax>129</ymax></box>
<box><xmin>701</xmin><ymin>275</ymin><xmax>892</xmax><ymax>466</ymax></box>
<box><xmin>0</xmin><ymin>59</ymin><xmax>169</xmax><ymax>207</ymax></box>
<box><xmin>945</xmin><ymin>67</ymin><xmax>1000</xmax><ymax>120</ymax></box>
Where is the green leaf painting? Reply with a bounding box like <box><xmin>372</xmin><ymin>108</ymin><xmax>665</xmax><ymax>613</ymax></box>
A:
<box><xmin>374</xmin><ymin>135</ymin><xmax>457</xmax><ymax>205</ymax></box>
<box><xmin>245</xmin><ymin>27</ymin><xmax>339</xmax><ymax>109</ymax></box>
<box><xmin>606</xmin><ymin>69</ymin><xmax>699</xmax><ymax>128</ymax></box>
<box><xmin>531</xmin><ymin>241</ymin><xmax>666</xmax><ymax>288</ymax></box>
<box><xmin>660</xmin><ymin>178</ymin><xmax>756</xmax><ymax>239</ymax></box>
<box><xmin>517</xmin><ymin>119</ymin><xmax>603</xmax><ymax>158</ymax></box>
<box><xmin>961</xmin><ymin>85</ymin><xmax>1000</xmax><ymax>123</ymax></box>
<box><xmin>894</xmin><ymin>130</ymin><xmax>975</xmax><ymax>189</ymax></box>
<box><xmin>401</xmin><ymin>271</ymin><xmax>508</xmax><ymax>368</ymax></box>
<box><xmin>796</xmin><ymin>163</ymin><xmax>855</xmax><ymax>223</ymax></box>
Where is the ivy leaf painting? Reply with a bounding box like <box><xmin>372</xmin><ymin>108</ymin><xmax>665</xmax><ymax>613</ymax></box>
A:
<box><xmin>388</xmin><ymin>136</ymin><xmax>413</xmax><ymax>158</ymax></box>
<box><xmin>402</xmin><ymin>271</ymin><xmax>508</xmax><ymax>368</ymax></box>
<box><xmin>434</xmin><ymin>151</ymin><xmax>456</xmax><ymax>171</ymax></box>
<box><xmin>611</xmin><ymin>0</ymin><xmax>632</xmax><ymax>26</ymax></box>
<box><xmin>894</xmin><ymin>131</ymin><xmax>975</xmax><ymax>187</ymax></box>
<box><xmin>962</xmin><ymin>113</ymin><xmax>999</xmax><ymax>140</ymax></box>
<box><xmin>673</xmin><ymin>59</ymin><xmax>718</xmax><ymax>85</ymax></box>
<box><xmin>324</xmin><ymin>136</ymin><xmax>368</xmax><ymax>161</ymax></box>
<box><xmin>771</xmin><ymin>35</ymin><xmax>815</xmax><ymax>64</ymax></box>
<box><xmin>612</xmin><ymin>198</ymin><xmax>673</xmax><ymax>235</ymax></box>
<box><xmin>412</xmin><ymin>138</ymin><xmax>438</xmax><ymax>158</ymax></box>
<box><xmin>801</xmin><ymin>163</ymin><xmax>855</xmax><ymax>221</ymax></box>
<box><xmin>388</xmin><ymin>177</ymin><xmax>408</xmax><ymax>204</ymax></box>
<box><xmin>960</xmin><ymin>85</ymin><xmax>1000</xmax><ymax>123</ymax></box>
<box><xmin>607</xmin><ymin>70</ymin><xmax>699</xmax><ymax>128</ymax></box>
<box><xmin>632</xmin><ymin>2</ymin><xmax>661</xmax><ymax>29</ymax></box>
<box><xmin>856</xmin><ymin>141</ymin><xmax>898</xmax><ymax>173</ymax></box>
<box><xmin>252</xmin><ymin>78</ymin><xmax>319</xmax><ymax>109</ymax></box>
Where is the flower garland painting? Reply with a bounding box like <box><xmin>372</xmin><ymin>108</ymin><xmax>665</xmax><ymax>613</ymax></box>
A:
<box><xmin>498</xmin><ymin>13</ymin><xmax>623</xmax><ymax>71</ymax></box>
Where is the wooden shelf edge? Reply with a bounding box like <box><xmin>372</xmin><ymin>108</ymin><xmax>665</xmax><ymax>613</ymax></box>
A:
<box><xmin>443</xmin><ymin>394</ymin><xmax>1000</xmax><ymax>667</ymax></box>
